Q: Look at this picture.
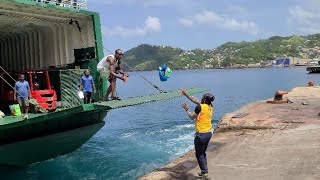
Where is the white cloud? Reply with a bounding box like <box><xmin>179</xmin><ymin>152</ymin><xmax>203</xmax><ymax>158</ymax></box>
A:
<box><xmin>193</xmin><ymin>11</ymin><xmax>223</xmax><ymax>25</ymax></box>
<box><xmin>178</xmin><ymin>11</ymin><xmax>258</xmax><ymax>35</ymax></box>
<box><xmin>103</xmin><ymin>16</ymin><xmax>161</xmax><ymax>37</ymax></box>
<box><xmin>145</xmin><ymin>16</ymin><xmax>161</xmax><ymax>31</ymax></box>
<box><xmin>178</xmin><ymin>18</ymin><xmax>193</xmax><ymax>27</ymax></box>
<box><xmin>288</xmin><ymin>5</ymin><xmax>320</xmax><ymax>34</ymax></box>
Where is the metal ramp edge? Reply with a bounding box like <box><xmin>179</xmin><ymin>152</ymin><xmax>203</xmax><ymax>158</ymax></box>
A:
<box><xmin>94</xmin><ymin>88</ymin><xmax>208</xmax><ymax>109</ymax></box>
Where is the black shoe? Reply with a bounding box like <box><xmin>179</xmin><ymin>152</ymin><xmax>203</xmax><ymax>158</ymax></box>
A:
<box><xmin>198</xmin><ymin>172</ymin><xmax>208</xmax><ymax>178</ymax></box>
<box><xmin>111</xmin><ymin>96</ymin><xmax>122</xmax><ymax>100</ymax></box>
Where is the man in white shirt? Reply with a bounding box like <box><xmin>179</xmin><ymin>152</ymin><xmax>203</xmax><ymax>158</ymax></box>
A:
<box><xmin>97</xmin><ymin>49</ymin><xmax>127</xmax><ymax>101</ymax></box>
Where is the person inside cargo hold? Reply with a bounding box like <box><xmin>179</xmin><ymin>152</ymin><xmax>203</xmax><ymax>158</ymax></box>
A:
<box><xmin>14</xmin><ymin>74</ymin><xmax>31</xmax><ymax>119</ymax></box>
<box><xmin>80</xmin><ymin>69</ymin><xmax>96</xmax><ymax>104</ymax></box>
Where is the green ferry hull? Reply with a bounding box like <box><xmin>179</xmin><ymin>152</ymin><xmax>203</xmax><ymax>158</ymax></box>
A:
<box><xmin>0</xmin><ymin>105</ymin><xmax>108</xmax><ymax>145</ymax></box>
<box><xmin>0</xmin><ymin>105</ymin><xmax>108</xmax><ymax>166</ymax></box>
<box><xmin>0</xmin><ymin>121</ymin><xmax>105</xmax><ymax>166</ymax></box>
<box><xmin>0</xmin><ymin>88</ymin><xmax>207</xmax><ymax>165</ymax></box>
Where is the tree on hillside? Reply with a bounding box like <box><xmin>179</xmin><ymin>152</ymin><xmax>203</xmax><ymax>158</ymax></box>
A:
<box><xmin>122</xmin><ymin>33</ymin><xmax>320</xmax><ymax>70</ymax></box>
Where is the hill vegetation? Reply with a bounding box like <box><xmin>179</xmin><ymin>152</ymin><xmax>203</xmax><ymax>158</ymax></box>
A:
<box><xmin>122</xmin><ymin>34</ymin><xmax>320</xmax><ymax>70</ymax></box>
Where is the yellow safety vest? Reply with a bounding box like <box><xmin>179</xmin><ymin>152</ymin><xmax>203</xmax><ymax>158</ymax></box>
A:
<box><xmin>195</xmin><ymin>104</ymin><xmax>213</xmax><ymax>133</ymax></box>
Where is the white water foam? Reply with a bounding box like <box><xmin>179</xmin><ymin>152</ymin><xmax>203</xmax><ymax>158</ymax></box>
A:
<box><xmin>145</xmin><ymin>123</ymin><xmax>194</xmax><ymax>135</ymax></box>
<box><xmin>120</xmin><ymin>132</ymin><xmax>139</xmax><ymax>139</ymax></box>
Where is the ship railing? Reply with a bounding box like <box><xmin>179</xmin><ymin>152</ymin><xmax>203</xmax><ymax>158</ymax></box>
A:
<box><xmin>59</xmin><ymin>69</ymin><xmax>83</xmax><ymax>109</ymax></box>
<box><xmin>31</xmin><ymin>0</ymin><xmax>88</xmax><ymax>10</ymax></box>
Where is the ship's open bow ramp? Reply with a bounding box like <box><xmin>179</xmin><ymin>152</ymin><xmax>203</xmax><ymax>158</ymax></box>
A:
<box><xmin>94</xmin><ymin>88</ymin><xmax>208</xmax><ymax>109</ymax></box>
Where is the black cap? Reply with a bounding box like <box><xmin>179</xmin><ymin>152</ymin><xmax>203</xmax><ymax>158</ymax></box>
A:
<box><xmin>203</xmin><ymin>93</ymin><xmax>215</xmax><ymax>102</ymax></box>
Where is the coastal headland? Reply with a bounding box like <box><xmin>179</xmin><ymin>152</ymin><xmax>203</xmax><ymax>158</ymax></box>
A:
<box><xmin>139</xmin><ymin>86</ymin><xmax>320</xmax><ymax>180</ymax></box>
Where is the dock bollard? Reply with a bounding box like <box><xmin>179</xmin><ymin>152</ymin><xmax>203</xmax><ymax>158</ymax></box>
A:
<box><xmin>307</xmin><ymin>81</ymin><xmax>315</xmax><ymax>87</ymax></box>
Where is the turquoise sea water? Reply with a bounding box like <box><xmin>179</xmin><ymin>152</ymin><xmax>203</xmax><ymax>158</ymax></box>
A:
<box><xmin>2</xmin><ymin>67</ymin><xmax>320</xmax><ymax>180</ymax></box>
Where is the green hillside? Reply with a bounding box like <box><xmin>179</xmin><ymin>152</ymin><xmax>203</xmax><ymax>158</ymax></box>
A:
<box><xmin>122</xmin><ymin>34</ymin><xmax>320</xmax><ymax>70</ymax></box>
<box><xmin>122</xmin><ymin>44</ymin><xmax>183</xmax><ymax>71</ymax></box>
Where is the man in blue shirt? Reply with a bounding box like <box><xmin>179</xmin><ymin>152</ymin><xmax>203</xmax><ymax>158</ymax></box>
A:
<box><xmin>80</xmin><ymin>70</ymin><xmax>96</xmax><ymax>104</ymax></box>
<box><xmin>14</xmin><ymin>74</ymin><xmax>31</xmax><ymax>119</ymax></box>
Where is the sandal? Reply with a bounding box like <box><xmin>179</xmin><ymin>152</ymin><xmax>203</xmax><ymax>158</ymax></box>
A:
<box><xmin>111</xmin><ymin>96</ymin><xmax>122</xmax><ymax>100</ymax></box>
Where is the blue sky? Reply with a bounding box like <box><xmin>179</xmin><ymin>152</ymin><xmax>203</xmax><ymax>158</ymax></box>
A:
<box><xmin>88</xmin><ymin>0</ymin><xmax>320</xmax><ymax>52</ymax></box>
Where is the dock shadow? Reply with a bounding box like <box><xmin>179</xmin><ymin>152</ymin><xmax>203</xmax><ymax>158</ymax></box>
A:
<box><xmin>166</xmin><ymin>172</ymin><xmax>202</xmax><ymax>180</ymax></box>
<box><xmin>154</xmin><ymin>160</ymin><xmax>198</xmax><ymax>180</ymax></box>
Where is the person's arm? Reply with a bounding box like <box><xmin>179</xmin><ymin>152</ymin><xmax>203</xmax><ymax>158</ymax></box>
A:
<box><xmin>116</xmin><ymin>61</ymin><xmax>126</xmax><ymax>75</ymax></box>
<box><xmin>181</xmin><ymin>103</ymin><xmax>200</xmax><ymax>120</ymax></box>
<box><xmin>187</xmin><ymin>110</ymin><xmax>198</xmax><ymax>120</ymax></box>
<box><xmin>92</xmin><ymin>84</ymin><xmax>96</xmax><ymax>93</ymax></box>
<box><xmin>117</xmin><ymin>69</ymin><xmax>125</xmax><ymax>75</ymax></box>
<box><xmin>108</xmin><ymin>58</ymin><xmax>125</xmax><ymax>80</ymax></box>
<box><xmin>28</xmin><ymin>83</ymin><xmax>31</xmax><ymax>98</ymax></box>
<box><xmin>14</xmin><ymin>83</ymin><xmax>17</xmax><ymax>101</ymax></box>
<box><xmin>180</xmin><ymin>89</ymin><xmax>200</xmax><ymax>105</ymax></box>
<box><xmin>91</xmin><ymin>78</ymin><xmax>96</xmax><ymax>93</ymax></box>
<box><xmin>79</xmin><ymin>78</ymin><xmax>84</xmax><ymax>91</ymax></box>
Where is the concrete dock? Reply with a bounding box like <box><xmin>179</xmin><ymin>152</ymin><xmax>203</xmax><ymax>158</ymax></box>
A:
<box><xmin>139</xmin><ymin>86</ymin><xmax>320</xmax><ymax>180</ymax></box>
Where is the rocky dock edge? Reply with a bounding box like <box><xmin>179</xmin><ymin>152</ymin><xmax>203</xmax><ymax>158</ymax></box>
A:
<box><xmin>139</xmin><ymin>86</ymin><xmax>320</xmax><ymax>180</ymax></box>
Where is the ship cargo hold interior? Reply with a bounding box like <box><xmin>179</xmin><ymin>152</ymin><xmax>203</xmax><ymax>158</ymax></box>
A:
<box><xmin>0</xmin><ymin>1</ymin><xmax>98</xmax><ymax>111</ymax></box>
